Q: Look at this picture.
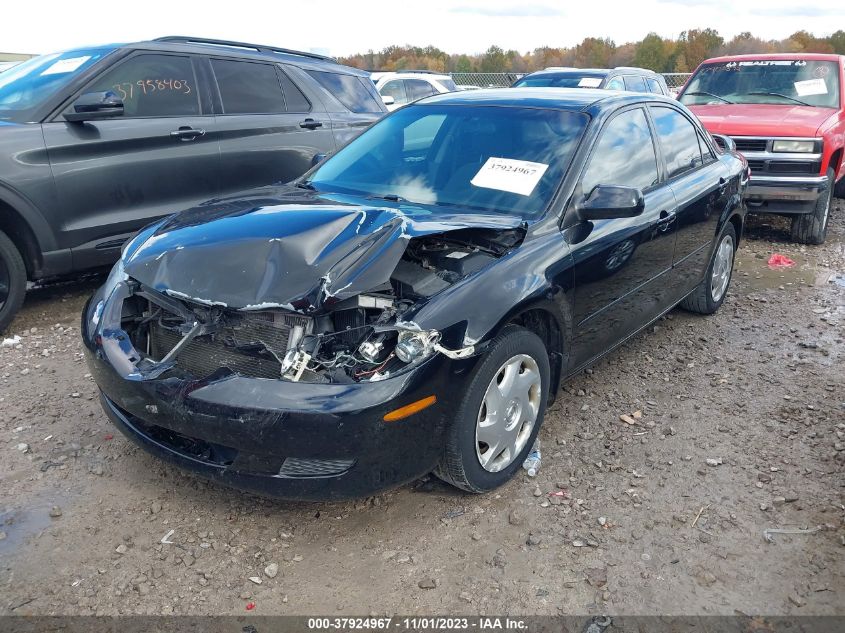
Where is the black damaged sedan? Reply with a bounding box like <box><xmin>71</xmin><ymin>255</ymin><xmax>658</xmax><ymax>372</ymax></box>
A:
<box><xmin>83</xmin><ymin>89</ymin><xmax>747</xmax><ymax>499</ymax></box>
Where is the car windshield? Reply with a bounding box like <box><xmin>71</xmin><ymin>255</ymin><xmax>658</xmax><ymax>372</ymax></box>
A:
<box><xmin>308</xmin><ymin>104</ymin><xmax>589</xmax><ymax>218</ymax></box>
<box><xmin>513</xmin><ymin>73</ymin><xmax>605</xmax><ymax>89</ymax></box>
<box><xmin>680</xmin><ymin>60</ymin><xmax>841</xmax><ymax>108</ymax></box>
<box><xmin>0</xmin><ymin>48</ymin><xmax>113</xmax><ymax>122</ymax></box>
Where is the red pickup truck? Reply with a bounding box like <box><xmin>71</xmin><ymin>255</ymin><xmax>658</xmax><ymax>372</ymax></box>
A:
<box><xmin>679</xmin><ymin>53</ymin><xmax>845</xmax><ymax>244</ymax></box>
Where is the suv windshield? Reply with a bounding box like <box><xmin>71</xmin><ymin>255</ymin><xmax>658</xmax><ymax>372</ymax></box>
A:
<box><xmin>308</xmin><ymin>104</ymin><xmax>588</xmax><ymax>218</ymax></box>
<box><xmin>0</xmin><ymin>48</ymin><xmax>114</xmax><ymax>123</ymax></box>
<box><xmin>513</xmin><ymin>73</ymin><xmax>606</xmax><ymax>89</ymax></box>
<box><xmin>680</xmin><ymin>60</ymin><xmax>841</xmax><ymax>108</ymax></box>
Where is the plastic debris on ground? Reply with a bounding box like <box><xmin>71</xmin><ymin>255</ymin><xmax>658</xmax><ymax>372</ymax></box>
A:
<box><xmin>1</xmin><ymin>335</ymin><xmax>21</xmax><ymax>347</ymax></box>
<box><xmin>245</xmin><ymin>602</ymin><xmax>256</xmax><ymax>611</ymax></box>
<box><xmin>522</xmin><ymin>440</ymin><xmax>541</xmax><ymax>476</ymax></box>
<box><xmin>767</xmin><ymin>253</ymin><xmax>795</xmax><ymax>268</ymax></box>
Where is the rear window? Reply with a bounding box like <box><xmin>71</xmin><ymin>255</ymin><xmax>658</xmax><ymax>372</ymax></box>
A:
<box><xmin>514</xmin><ymin>73</ymin><xmax>606</xmax><ymax>88</ymax></box>
<box><xmin>212</xmin><ymin>59</ymin><xmax>285</xmax><ymax>114</ymax></box>
<box><xmin>307</xmin><ymin>70</ymin><xmax>383</xmax><ymax>113</ymax></box>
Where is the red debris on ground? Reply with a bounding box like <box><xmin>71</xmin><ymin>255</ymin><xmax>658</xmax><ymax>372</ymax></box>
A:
<box><xmin>768</xmin><ymin>253</ymin><xmax>795</xmax><ymax>268</ymax></box>
<box><xmin>245</xmin><ymin>602</ymin><xmax>256</xmax><ymax>611</ymax></box>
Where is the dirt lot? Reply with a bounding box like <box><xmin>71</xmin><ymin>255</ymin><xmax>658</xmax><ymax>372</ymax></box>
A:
<box><xmin>2</xmin><ymin>203</ymin><xmax>844</xmax><ymax>617</ymax></box>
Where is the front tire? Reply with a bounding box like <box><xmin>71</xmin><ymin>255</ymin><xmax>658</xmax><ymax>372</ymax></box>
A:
<box><xmin>679</xmin><ymin>222</ymin><xmax>736</xmax><ymax>315</ymax></box>
<box><xmin>791</xmin><ymin>168</ymin><xmax>834</xmax><ymax>245</ymax></box>
<box><xmin>0</xmin><ymin>229</ymin><xmax>26</xmax><ymax>334</ymax></box>
<box><xmin>434</xmin><ymin>326</ymin><xmax>550</xmax><ymax>493</ymax></box>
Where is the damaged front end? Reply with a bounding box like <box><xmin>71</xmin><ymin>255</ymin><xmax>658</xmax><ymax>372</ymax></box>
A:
<box><xmin>94</xmin><ymin>205</ymin><xmax>524</xmax><ymax>385</ymax></box>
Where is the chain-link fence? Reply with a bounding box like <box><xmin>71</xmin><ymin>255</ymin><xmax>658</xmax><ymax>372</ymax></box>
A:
<box><xmin>663</xmin><ymin>73</ymin><xmax>691</xmax><ymax>91</ymax></box>
<box><xmin>449</xmin><ymin>72</ymin><xmax>692</xmax><ymax>91</ymax></box>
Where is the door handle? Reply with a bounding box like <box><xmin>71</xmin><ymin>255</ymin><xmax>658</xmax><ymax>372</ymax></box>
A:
<box><xmin>170</xmin><ymin>126</ymin><xmax>205</xmax><ymax>141</ymax></box>
<box><xmin>718</xmin><ymin>176</ymin><xmax>729</xmax><ymax>192</ymax></box>
<box><xmin>657</xmin><ymin>210</ymin><xmax>677</xmax><ymax>231</ymax></box>
<box><xmin>299</xmin><ymin>118</ymin><xmax>323</xmax><ymax>130</ymax></box>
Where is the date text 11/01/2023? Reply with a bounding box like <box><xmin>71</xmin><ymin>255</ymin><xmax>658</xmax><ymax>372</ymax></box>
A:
<box><xmin>306</xmin><ymin>618</ymin><xmax>529</xmax><ymax>630</ymax></box>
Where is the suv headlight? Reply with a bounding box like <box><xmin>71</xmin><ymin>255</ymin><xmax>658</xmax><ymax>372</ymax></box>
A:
<box><xmin>772</xmin><ymin>140</ymin><xmax>817</xmax><ymax>153</ymax></box>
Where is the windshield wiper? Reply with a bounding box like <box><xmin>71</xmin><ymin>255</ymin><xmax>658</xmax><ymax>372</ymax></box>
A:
<box><xmin>746</xmin><ymin>91</ymin><xmax>813</xmax><ymax>107</ymax></box>
<box><xmin>295</xmin><ymin>180</ymin><xmax>316</xmax><ymax>190</ymax></box>
<box><xmin>367</xmin><ymin>193</ymin><xmax>406</xmax><ymax>202</ymax></box>
<box><xmin>684</xmin><ymin>91</ymin><xmax>734</xmax><ymax>104</ymax></box>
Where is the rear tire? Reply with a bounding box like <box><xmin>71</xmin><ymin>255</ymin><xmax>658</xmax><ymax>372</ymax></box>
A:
<box><xmin>790</xmin><ymin>168</ymin><xmax>834</xmax><ymax>245</ymax></box>
<box><xmin>434</xmin><ymin>326</ymin><xmax>550</xmax><ymax>493</ymax></box>
<box><xmin>0</xmin><ymin>229</ymin><xmax>26</xmax><ymax>334</ymax></box>
<box><xmin>680</xmin><ymin>222</ymin><xmax>736</xmax><ymax>315</ymax></box>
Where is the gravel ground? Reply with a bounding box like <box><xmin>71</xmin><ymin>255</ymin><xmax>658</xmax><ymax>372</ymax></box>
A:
<box><xmin>2</xmin><ymin>202</ymin><xmax>844</xmax><ymax>616</ymax></box>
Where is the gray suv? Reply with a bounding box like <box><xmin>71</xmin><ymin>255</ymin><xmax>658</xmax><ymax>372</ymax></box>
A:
<box><xmin>513</xmin><ymin>66</ymin><xmax>670</xmax><ymax>96</ymax></box>
<box><xmin>0</xmin><ymin>36</ymin><xmax>386</xmax><ymax>332</ymax></box>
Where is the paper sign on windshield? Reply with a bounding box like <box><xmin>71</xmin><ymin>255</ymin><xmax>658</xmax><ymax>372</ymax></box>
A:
<box><xmin>41</xmin><ymin>56</ymin><xmax>91</xmax><ymax>76</ymax></box>
<box><xmin>578</xmin><ymin>77</ymin><xmax>603</xmax><ymax>88</ymax></box>
<box><xmin>471</xmin><ymin>157</ymin><xmax>549</xmax><ymax>197</ymax></box>
<box><xmin>794</xmin><ymin>78</ymin><xmax>827</xmax><ymax>97</ymax></box>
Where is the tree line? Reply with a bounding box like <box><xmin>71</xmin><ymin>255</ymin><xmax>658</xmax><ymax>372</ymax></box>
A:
<box><xmin>339</xmin><ymin>30</ymin><xmax>845</xmax><ymax>74</ymax></box>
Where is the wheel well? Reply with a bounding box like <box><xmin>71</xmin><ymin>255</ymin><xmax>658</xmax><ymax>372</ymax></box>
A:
<box><xmin>830</xmin><ymin>148</ymin><xmax>843</xmax><ymax>180</ymax></box>
<box><xmin>508</xmin><ymin>308</ymin><xmax>564</xmax><ymax>404</ymax></box>
<box><xmin>0</xmin><ymin>199</ymin><xmax>40</xmax><ymax>279</ymax></box>
<box><xmin>728</xmin><ymin>213</ymin><xmax>743</xmax><ymax>246</ymax></box>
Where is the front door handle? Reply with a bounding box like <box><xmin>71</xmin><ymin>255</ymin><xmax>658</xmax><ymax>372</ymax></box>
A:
<box><xmin>718</xmin><ymin>176</ymin><xmax>729</xmax><ymax>193</ymax></box>
<box><xmin>170</xmin><ymin>126</ymin><xmax>205</xmax><ymax>141</ymax></box>
<box><xmin>657</xmin><ymin>210</ymin><xmax>677</xmax><ymax>231</ymax></box>
<box><xmin>299</xmin><ymin>118</ymin><xmax>323</xmax><ymax>130</ymax></box>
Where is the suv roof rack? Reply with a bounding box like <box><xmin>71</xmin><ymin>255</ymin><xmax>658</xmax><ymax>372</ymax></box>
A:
<box><xmin>613</xmin><ymin>66</ymin><xmax>656</xmax><ymax>74</ymax></box>
<box><xmin>153</xmin><ymin>36</ymin><xmax>335</xmax><ymax>62</ymax></box>
<box><xmin>371</xmin><ymin>69</ymin><xmax>448</xmax><ymax>75</ymax></box>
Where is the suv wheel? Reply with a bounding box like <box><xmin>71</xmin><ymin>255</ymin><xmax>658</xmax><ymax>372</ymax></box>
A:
<box><xmin>434</xmin><ymin>326</ymin><xmax>550</xmax><ymax>493</ymax></box>
<box><xmin>0</xmin><ymin>229</ymin><xmax>26</xmax><ymax>334</ymax></box>
<box><xmin>791</xmin><ymin>168</ymin><xmax>834</xmax><ymax>245</ymax></box>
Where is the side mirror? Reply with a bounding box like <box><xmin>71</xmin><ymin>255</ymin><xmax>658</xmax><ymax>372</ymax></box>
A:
<box><xmin>64</xmin><ymin>91</ymin><xmax>124</xmax><ymax>122</ymax></box>
<box><xmin>710</xmin><ymin>133</ymin><xmax>735</xmax><ymax>153</ymax></box>
<box><xmin>311</xmin><ymin>153</ymin><xmax>327</xmax><ymax>167</ymax></box>
<box><xmin>381</xmin><ymin>95</ymin><xmax>395</xmax><ymax>106</ymax></box>
<box><xmin>580</xmin><ymin>185</ymin><xmax>645</xmax><ymax>220</ymax></box>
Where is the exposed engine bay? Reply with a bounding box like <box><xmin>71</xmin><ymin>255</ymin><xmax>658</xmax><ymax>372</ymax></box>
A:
<box><xmin>117</xmin><ymin>228</ymin><xmax>523</xmax><ymax>384</ymax></box>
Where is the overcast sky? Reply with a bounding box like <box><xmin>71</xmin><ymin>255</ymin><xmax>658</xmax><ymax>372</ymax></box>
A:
<box><xmin>3</xmin><ymin>0</ymin><xmax>844</xmax><ymax>57</ymax></box>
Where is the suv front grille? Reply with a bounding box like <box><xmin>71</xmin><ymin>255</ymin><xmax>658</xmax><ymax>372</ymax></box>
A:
<box><xmin>148</xmin><ymin>306</ymin><xmax>311</xmax><ymax>379</ymax></box>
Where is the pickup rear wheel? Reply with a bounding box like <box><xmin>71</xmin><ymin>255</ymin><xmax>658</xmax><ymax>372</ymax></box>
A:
<box><xmin>434</xmin><ymin>325</ymin><xmax>550</xmax><ymax>493</ymax></box>
<box><xmin>791</xmin><ymin>168</ymin><xmax>834</xmax><ymax>245</ymax></box>
<box><xmin>0</xmin><ymin>229</ymin><xmax>27</xmax><ymax>334</ymax></box>
<box><xmin>835</xmin><ymin>173</ymin><xmax>845</xmax><ymax>199</ymax></box>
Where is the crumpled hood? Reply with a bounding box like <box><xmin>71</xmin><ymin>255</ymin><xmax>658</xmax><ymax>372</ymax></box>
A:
<box><xmin>123</xmin><ymin>185</ymin><xmax>524</xmax><ymax>311</ymax></box>
<box><xmin>688</xmin><ymin>103</ymin><xmax>837</xmax><ymax>137</ymax></box>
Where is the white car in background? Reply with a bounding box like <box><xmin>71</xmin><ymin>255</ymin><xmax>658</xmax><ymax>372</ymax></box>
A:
<box><xmin>371</xmin><ymin>71</ymin><xmax>458</xmax><ymax>110</ymax></box>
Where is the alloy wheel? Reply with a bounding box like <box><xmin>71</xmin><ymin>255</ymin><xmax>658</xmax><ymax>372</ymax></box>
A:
<box><xmin>475</xmin><ymin>354</ymin><xmax>542</xmax><ymax>472</ymax></box>
<box><xmin>710</xmin><ymin>233</ymin><xmax>734</xmax><ymax>303</ymax></box>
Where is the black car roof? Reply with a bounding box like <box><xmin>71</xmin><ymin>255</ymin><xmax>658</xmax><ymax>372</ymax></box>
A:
<box><xmin>118</xmin><ymin>36</ymin><xmax>368</xmax><ymax>76</ymax></box>
<box><xmin>419</xmin><ymin>87</ymin><xmax>674</xmax><ymax>113</ymax></box>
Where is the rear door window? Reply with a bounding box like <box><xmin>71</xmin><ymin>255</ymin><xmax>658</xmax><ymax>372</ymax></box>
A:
<box><xmin>211</xmin><ymin>59</ymin><xmax>285</xmax><ymax>114</ymax></box>
<box><xmin>650</xmin><ymin>106</ymin><xmax>704</xmax><ymax>178</ymax></box>
<box><xmin>623</xmin><ymin>75</ymin><xmax>647</xmax><ymax>92</ymax></box>
<box><xmin>277</xmin><ymin>68</ymin><xmax>311</xmax><ymax>112</ymax></box>
<box><xmin>86</xmin><ymin>54</ymin><xmax>200</xmax><ymax>118</ymax></box>
<box><xmin>405</xmin><ymin>79</ymin><xmax>437</xmax><ymax>101</ymax></box>
<box><xmin>306</xmin><ymin>70</ymin><xmax>383</xmax><ymax>113</ymax></box>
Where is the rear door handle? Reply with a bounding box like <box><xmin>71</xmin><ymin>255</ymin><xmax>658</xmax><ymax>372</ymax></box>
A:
<box><xmin>299</xmin><ymin>118</ymin><xmax>323</xmax><ymax>130</ymax></box>
<box><xmin>170</xmin><ymin>126</ymin><xmax>205</xmax><ymax>141</ymax></box>
<box><xmin>657</xmin><ymin>210</ymin><xmax>677</xmax><ymax>231</ymax></box>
